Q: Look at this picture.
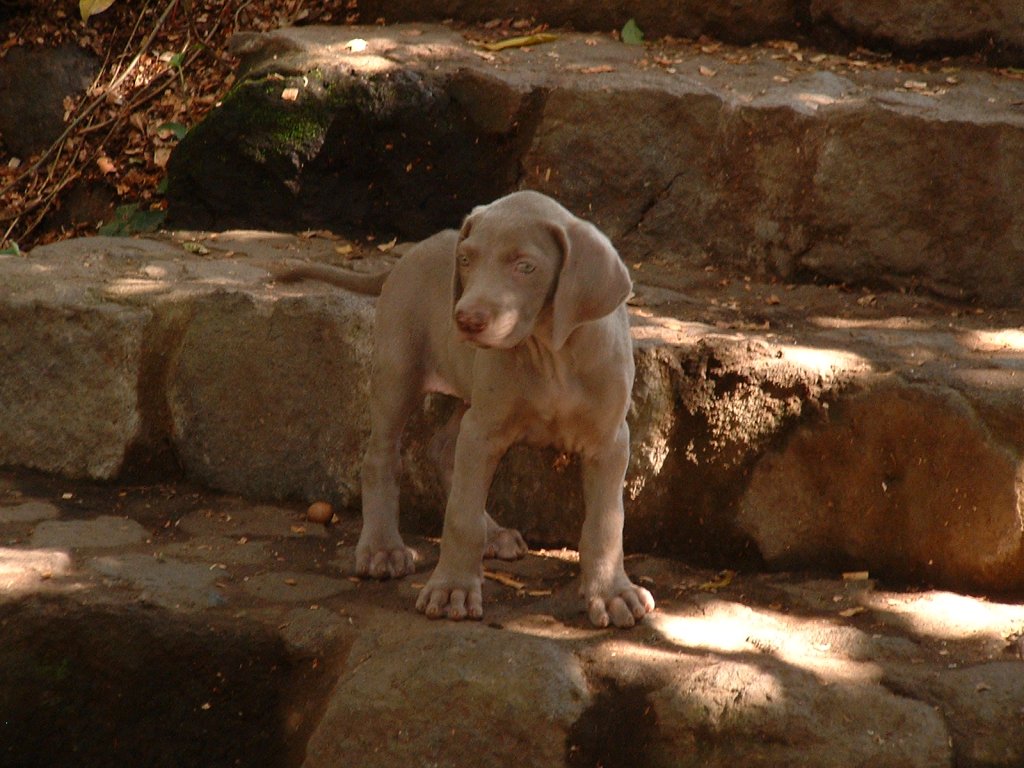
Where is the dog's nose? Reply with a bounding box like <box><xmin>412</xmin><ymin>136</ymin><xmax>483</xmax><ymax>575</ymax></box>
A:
<box><xmin>455</xmin><ymin>309</ymin><xmax>489</xmax><ymax>336</ymax></box>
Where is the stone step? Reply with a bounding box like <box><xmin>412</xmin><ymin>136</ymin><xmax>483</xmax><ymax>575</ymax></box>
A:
<box><xmin>354</xmin><ymin>0</ymin><xmax>1024</xmax><ymax>63</ymax></box>
<box><xmin>4</xmin><ymin>470</ymin><xmax>1024</xmax><ymax>767</ymax></box>
<box><xmin>168</xmin><ymin>24</ymin><xmax>1024</xmax><ymax>306</ymax></box>
<box><xmin>2</xmin><ymin>232</ymin><xmax>1022</xmax><ymax>592</ymax></box>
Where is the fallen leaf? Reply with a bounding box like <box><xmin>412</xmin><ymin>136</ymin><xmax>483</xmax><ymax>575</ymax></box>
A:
<box><xmin>480</xmin><ymin>33</ymin><xmax>559</xmax><ymax>52</ymax></box>
<box><xmin>96</xmin><ymin>156</ymin><xmax>117</xmax><ymax>175</ymax></box>
<box><xmin>281</xmin><ymin>87</ymin><xmax>299</xmax><ymax>101</ymax></box>
<box><xmin>839</xmin><ymin>606</ymin><xmax>867</xmax><ymax>618</ymax></box>
<box><xmin>182</xmin><ymin>241</ymin><xmax>210</xmax><ymax>255</ymax></box>
<box><xmin>699</xmin><ymin>66</ymin><xmax>717</xmax><ymax>78</ymax></box>
<box><xmin>80</xmin><ymin>0</ymin><xmax>115</xmax><ymax>22</ymax></box>
<box><xmin>699</xmin><ymin>570</ymin><xmax>735</xmax><ymax>591</ymax></box>
<box><xmin>580</xmin><ymin>65</ymin><xmax>615</xmax><ymax>74</ymax></box>
<box><xmin>152</xmin><ymin>147</ymin><xmax>172</xmax><ymax>169</ymax></box>
<box><xmin>621</xmin><ymin>18</ymin><xmax>644</xmax><ymax>46</ymax></box>
<box><xmin>484</xmin><ymin>570</ymin><xmax>527</xmax><ymax>589</ymax></box>
<box><xmin>904</xmin><ymin>80</ymin><xmax>928</xmax><ymax>90</ymax></box>
<box><xmin>376</xmin><ymin>237</ymin><xmax>398</xmax><ymax>253</ymax></box>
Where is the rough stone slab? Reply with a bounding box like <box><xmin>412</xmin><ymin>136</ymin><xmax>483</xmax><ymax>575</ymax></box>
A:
<box><xmin>810</xmin><ymin>0</ymin><xmax>1024</xmax><ymax>59</ymax></box>
<box><xmin>88</xmin><ymin>553</ymin><xmax>227</xmax><ymax>610</ymax></box>
<box><xmin>5</xmin><ymin>473</ymin><xmax>1024</xmax><ymax>767</ymax></box>
<box><xmin>30</xmin><ymin>516</ymin><xmax>150</xmax><ymax>550</ymax></box>
<box><xmin>169</xmin><ymin>25</ymin><xmax>1024</xmax><ymax>304</ymax></box>
<box><xmin>354</xmin><ymin>0</ymin><xmax>1024</xmax><ymax>60</ymax></box>
<box><xmin>0</xmin><ymin>274</ymin><xmax>150</xmax><ymax>479</ymax></box>
<box><xmin>302</xmin><ymin>617</ymin><xmax>590</xmax><ymax>768</ymax></box>
<box><xmin>166</xmin><ymin>289</ymin><xmax>375</xmax><ymax>506</ymax></box>
<box><xmin>3</xmin><ymin>227</ymin><xmax>1024</xmax><ymax>590</ymax></box>
<box><xmin>0</xmin><ymin>501</ymin><xmax>60</xmax><ymax>524</ymax></box>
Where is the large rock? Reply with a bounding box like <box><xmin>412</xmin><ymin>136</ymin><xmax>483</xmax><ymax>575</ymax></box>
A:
<box><xmin>166</xmin><ymin>288</ymin><xmax>375</xmax><ymax>505</ymax></box>
<box><xmin>3</xmin><ymin>229</ymin><xmax>1024</xmax><ymax>590</ymax></box>
<box><xmin>0</xmin><ymin>242</ymin><xmax>154</xmax><ymax>479</ymax></box>
<box><xmin>302</xmin><ymin>617</ymin><xmax>590</xmax><ymax>768</ymax></box>
<box><xmin>810</xmin><ymin>0</ymin><xmax>1024</xmax><ymax>59</ymax></box>
<box><xmin>738</xmin><ymin>380</ymin><xmax>1024</xmax><ymax>590</ymax></box>
<box><xmin>168</xmin><ymin>26</ymin><xmax>1024</xmax><ymax>306</ymax></box>
<box><xmin>0</xmin><ymin>44</ymin><xmax>98</xmax><ymax>158</ymax></box>
<box><xmin>355</xmin><ymin>0</ymin><xmax>1024</xmax><ymax>59</ymax></box>
<box><xmin>355</xmin><ymin>0</ymin><xmax>802</xmax><ymax>44</ymax></box>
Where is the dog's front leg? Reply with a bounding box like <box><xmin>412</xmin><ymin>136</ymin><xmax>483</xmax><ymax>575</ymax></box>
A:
<box><xmin>579</xmin><ymin>422</ymin><xmax>656</xmax><ymax>628</ymax></box>
<box><xmin>416</xmin><ymin>408</ymin><xmax>506</xmax><ymax>621</ymax></box>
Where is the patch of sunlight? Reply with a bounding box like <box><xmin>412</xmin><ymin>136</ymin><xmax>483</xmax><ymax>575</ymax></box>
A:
<box><xmin>863</xmin><ymin>590</ymin><xmax>1024</xmax><ymax>641</ymax></box>
<box><xmin>629</xmin><ymin>312</ymin><xmax>712</xmax><ymax>344</ymax></box>
<box><xmin>0</xmin><ymin>547</ymin><xmax>72</xmax><ymax>593</ymax></box>
<box><xmin>810</xmin><ymin>316</ymin><xmax>935</xmax><ymax>331</ymax></box>
<box><xmin>104</xmin><ymin>277</ymin><xmax>172</xmax><ymax>297</ymax></box>
<box><xmin>774</xmin><ymin>344</ymin><xmax>871</xmax><ymax>377</ymax></box>
<box><xmin>651</xmin><ymin>602</ymin><xmax>882</xmax><ymax>684</ymax></box>
<box><xmin>962</xmin><ymin>328</ymin><xmax>1024</xmax><ymax>354</ymax></box>
<box><xmin>795</xmin><ymin>91</ymin><xmax>839</xmax><ymax>109</ymax></box>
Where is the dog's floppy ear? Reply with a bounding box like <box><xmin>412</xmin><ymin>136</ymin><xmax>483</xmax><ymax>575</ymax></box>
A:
<box><xmin>452</xmin><ymin>205</ymin><xmax>484</xmax><ymax>307</ymax></box>
<box><xmin>549</xmin><ymin>217</ymin><xmax>631</xmax><ymax>349</ymax></box>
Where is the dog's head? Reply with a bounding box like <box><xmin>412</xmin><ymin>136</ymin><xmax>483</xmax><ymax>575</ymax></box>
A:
<box><xmin>451</xmin><ymin>191</ymin><xmax>631</xmax><ymax>350</ymax></box>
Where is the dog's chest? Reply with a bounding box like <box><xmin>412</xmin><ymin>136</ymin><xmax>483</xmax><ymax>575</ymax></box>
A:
<box><xmin>514</xmin><ymin>359</ymin><xmax>624</xmax><ymax>453</ymax></box>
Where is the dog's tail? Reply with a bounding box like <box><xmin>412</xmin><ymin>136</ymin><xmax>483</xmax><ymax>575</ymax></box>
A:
<box><xmin>267</xmin><ymin>259</ymin><xmax>391</xmax><ymax>296</ymax></box>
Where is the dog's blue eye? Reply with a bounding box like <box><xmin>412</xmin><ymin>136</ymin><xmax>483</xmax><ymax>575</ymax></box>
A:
<box><xmin>515</xmin><ymin>261</ymin><xmax>535</xmax><ymax>274</ymax></box>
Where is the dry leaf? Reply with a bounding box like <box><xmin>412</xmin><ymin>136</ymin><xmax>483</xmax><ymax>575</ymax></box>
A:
<box><xmin>581</xmin><ymin>65</ymin><xmax>615</xmax><ymax>74</ymax></box>
<box><xmin>904</xmin><ymin>80</ymin><xmax>928</xmax><ymax>90</ymax></box>
<box><xmin>152</xmin><ymin>147</ymin><xmax>172</xmax><ymax>169</ymax></box>
<box><xmin>839</xmin><ymin>606</ymin><xmax>867</xmax><ymax>618</ymax></box>
<box><xmin>376</xmin><ymin>237</ymin><xmax>398</xmax><ymax>253</ymax></box>
<box><xmin>699</xmin><ymin>570</ymin><xmax>735</xmax><ymax>591</ymax></box>
<box><xmin>481</xmin><ymin>573</ymin><xmax>524</xmax><ymax>589</ymax></box>
<box><xmin>698</xmin><ymin>65</ymin><xmax>717</xmax><ymax>77</ymax></box>
<box><xmin>80</xmin><ymin>0</ymin><xmax>115</xmax><ymax>22</ymax></box>
<box><xmin>481</xmin><ymin>33</ymin><xmax>559</xmax><ymax>52</ymax></box>
<box><xmin>281</xmin><ymin>87</ymin><xmax>299</xmax><ymax>101</ymax></box>
<box><xmin>96</xmin><ymin>156</ymin><xmax>117</xmax><ymax>175</ymax></box>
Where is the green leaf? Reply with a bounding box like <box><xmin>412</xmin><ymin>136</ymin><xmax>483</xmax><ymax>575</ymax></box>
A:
<box><xmin>169</xmin><ymin>50</ymin><xmax>186</xmax><ymax>71</ymax></box>
<box><xmin>621</xmin><ymin>18</ymin><xmax>644</xmax><ymax>45</ymax></box>
<box><xmin>98</xmin><ymin>203</ymin><xmax>166</xmax><ymax>236</ymax></box>
<box><xmin>0</xmin><ymin>241</ymin><xmax>21</xmax><ymax>257</ymax></box>
<box><xmin>156</xmin><ymin>121</ymin><xmax>189</xmax><ymax>140</ymax></box>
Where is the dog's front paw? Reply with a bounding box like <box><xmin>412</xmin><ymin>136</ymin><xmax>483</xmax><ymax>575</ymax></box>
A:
<box><xmin>582</xmin><ymin>575</ymin><xmax>655</xmax><ymax>629</ymax></box>
<box><xmin>415</xmin><ymin>570</ymin><xmax>484</xmax><ymax>621</ymax></box>
<box><xmin>355</xmin><ymin>543</ymin><xmax>417</xmax><ymax>580</ymax></box>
